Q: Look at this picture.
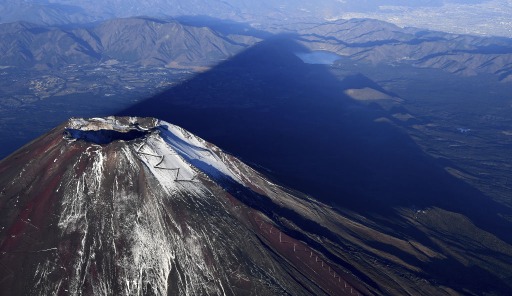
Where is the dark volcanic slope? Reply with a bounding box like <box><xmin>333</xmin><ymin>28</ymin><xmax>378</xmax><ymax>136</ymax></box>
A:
<box><xmin>0</xmin><ymin>117</ymin><xmax>373</xmax><ymax>296</ymax></box>
<box><xmin>1</xmin><ymin>117</ymin><xmax>512</xmax><ymax>295</ymax></box>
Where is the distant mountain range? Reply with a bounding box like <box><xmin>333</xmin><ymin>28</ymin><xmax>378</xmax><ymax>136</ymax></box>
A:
<box><xmin>1</xmin><ymin>16</ymin><xmax>511</xmax><ymax>81</ymax></box>
<box><xmin>2</xmin><ymin>0</ymin><xmax>510</xmax><ymax>38</ymax></box>
<box><xmin>0</xmin><ymin>17</ymin><xmax>256</xmax><ymax>69</ymax></box>
<box><xmin>293</xmin><ymin>19</ymin><xmax>512</xmax><ymax>81</ymax></box>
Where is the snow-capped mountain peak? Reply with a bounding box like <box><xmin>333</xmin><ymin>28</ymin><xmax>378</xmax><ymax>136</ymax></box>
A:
<box><xmin>0</xmin><ymin>116</ymin><xmax>368</xmax><ymax>296</ymax></box>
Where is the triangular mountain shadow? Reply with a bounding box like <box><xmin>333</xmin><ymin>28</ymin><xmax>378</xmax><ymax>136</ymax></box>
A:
<box><xmin>118</xmin><ymin>35</ymin><xmax>512</xmax><ymax>246</ymax></box>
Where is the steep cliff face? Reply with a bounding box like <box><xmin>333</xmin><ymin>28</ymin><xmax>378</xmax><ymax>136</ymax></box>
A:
<box><xmin>0</xmin><ymin>117</ymin><xmax>370</xmax><ymax>296</ymax></box>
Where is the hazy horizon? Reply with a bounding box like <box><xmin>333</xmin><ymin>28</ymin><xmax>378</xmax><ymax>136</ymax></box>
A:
<box><xmin>1</xmin><ymin>0</ymin><xmax>511</xmax><ymax>37</ymax></box>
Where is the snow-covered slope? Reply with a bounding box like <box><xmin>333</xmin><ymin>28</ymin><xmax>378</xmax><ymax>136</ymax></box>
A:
<box><xmin>0</xmin><ymin>117</ymin><xmax>373</xmax><ymax>296</ymax></box>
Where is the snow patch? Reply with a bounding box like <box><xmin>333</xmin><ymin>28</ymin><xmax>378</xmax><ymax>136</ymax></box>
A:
<box><xmin>157</xmin><ymin>121</ymin><xmax>241</xmax><ymax>183</ymax></box>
